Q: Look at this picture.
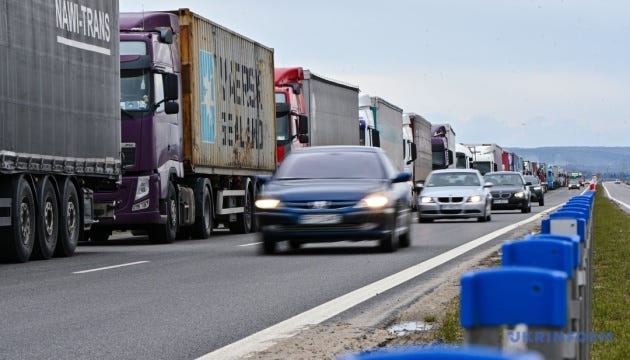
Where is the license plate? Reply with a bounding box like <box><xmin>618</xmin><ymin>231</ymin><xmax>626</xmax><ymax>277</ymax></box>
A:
<box><xmin>299</xmin><ymin>214</ymin><xmax>342</xmax><ymax>225</ymax></box>
<box><xmin>440</xmin><ymin>204</ymin><xmax>461</xmax><ymax>211</ymax></box>
<box><xmin>494</xmin><ymin>199</ymin><xmax>509</xmax><ymax>204</ymax></box>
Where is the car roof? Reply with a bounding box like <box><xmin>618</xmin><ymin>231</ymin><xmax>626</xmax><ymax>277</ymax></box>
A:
<box><xmin>429</xmin><ymin>168</ymin><xmax>481</xmax><ymax>174</ymax></box>
<box><xmin>484</xmin><ymin>171</ymin><xmax>523</xmax><ymax>175</ymax></box>
<box><xmin>292</xmin><ymin>145</ymin><xmax>383</xmax><ymax>154</ymax></box>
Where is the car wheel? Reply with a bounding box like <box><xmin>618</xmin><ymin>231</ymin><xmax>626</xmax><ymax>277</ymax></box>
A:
<box><xmin>521</xmin><ymin>201</ymin><xmax>529</xmax><ymax>213</ymax></box>
<box><xmin>379</xmin><ymin>215</ymin><xmax>399</xmax><ymax>253</ymax></box>
<box><xmin>261</xmin><ymin>233</ymin><xmax>276</xmax><ymax>254</ymax></box>
<box><xmin>539</xmin><ymin>198</ymin><xmax>545</xmax><ymax>206</ymax></box>
<box><xmin>399</xmin><ymin>211</ymin><xmax>411</xmax><ymax>248</ymax></box>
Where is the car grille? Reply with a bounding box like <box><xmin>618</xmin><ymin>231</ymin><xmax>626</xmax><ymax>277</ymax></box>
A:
<box><xmin>275</xmin><ymin>224</ymin><xmax>363</xmax><ymax>232</ymax></box>
<box><xmin>437</xmin><ymin>197</ymin><xmax>464</xmax><ymax>203</ymax></box>
<box><xmin>282</xmin><ymin>200</ymin><xmax>356</xmax><ymax>209</ymax></box>
<box><xmin>492</xmin><ymin>193</ymin><xmax>512</xmax><ymax>199</ymax></box>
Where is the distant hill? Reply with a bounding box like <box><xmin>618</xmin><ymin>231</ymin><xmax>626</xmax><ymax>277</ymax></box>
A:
<box><xmin>505</xmin><ymin>147</ymin><xmax>630</xmax><ymax>178</ymax></box>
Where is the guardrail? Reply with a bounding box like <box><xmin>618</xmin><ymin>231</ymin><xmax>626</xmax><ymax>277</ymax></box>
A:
<box><xmin>341</xmin><ymin>189</ymin><xmax>596</xmax><ymax>359</ymax></box>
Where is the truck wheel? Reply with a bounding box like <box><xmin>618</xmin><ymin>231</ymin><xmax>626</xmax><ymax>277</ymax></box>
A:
<box><xmin>192</xmin><ymin>181</ymin><xmax>212</xmax><ymax>239</ymax></box>
<box><xmin>229</xmin><ymin>183</ymin><xmax>254</xmax><ymax>234</ymax></box>
<box><xmin>33</xmin><ymin>177</ymin><xmax>59</xmax><ymax>260</ymax></box>
<box><xmin>150</xmin><ymin>182</ymin><xmax>177</xmax><ymax>244</ymax></box>
<box><xmin>55</xmin><ymin>179</ymin><xmax>79</xmax><ymax>257</ymax></box>
<box><xmin>1</xmin><ymin>176</ymin><xmax>36</xmax><ymax>262</ymax></box>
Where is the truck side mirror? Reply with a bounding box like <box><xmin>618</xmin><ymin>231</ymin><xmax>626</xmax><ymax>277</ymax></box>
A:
<box><xmin>298</xmin><ymin>134</ymin><xmax>309</xmax><ymax>144</ymax></box>
<box><xmin>447</xmin><ymin>150</ymin><xmax>454</xmax><ymax>166</ymax></box>
<box><xmin>163</xmin><ymin>73</ymin><xmax>179</xmax><ymax>101</ymax></box>
<box><xmin>371</xmin><ymin>129</ymin><xmax>380</xmax><ymax>147</ymax></box>
<box><xmin>159</xmin><ymin>28</ymin><xmax>173</xmax><ymax>44</ymax></box>
<box><xmin>165</xmin><ymin>102</ymin><xmax>179</xmax><ymax>114</ymax></box>
<box><xmin>298</xmin><ymin>115</ymin><xmax>308</xmax><ymax>134</ymax></box>
<box><xmin>409</xmin><ymin>142</ymin><xmax>417</xmax><ymax>163</ymax></box>
<box><xmin>290</xmin><ymin>83</ymin><xmax>301</xmax><ymax>95</ymax></box>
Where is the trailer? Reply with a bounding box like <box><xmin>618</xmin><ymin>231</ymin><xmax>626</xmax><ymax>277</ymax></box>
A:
<box><xmin>403</xmin><ymin>113</ymin><xmax>432</xmax><ymax>208</ymax></box>
<box><xmin>0</xmin><ymin>0</ymin><xmax>121</xmax><ymax>262</ymax></box>
<box><xmin>92</xmin><ymin>9</ymin><xmax>276</xmax><ymax>243</ymax></box>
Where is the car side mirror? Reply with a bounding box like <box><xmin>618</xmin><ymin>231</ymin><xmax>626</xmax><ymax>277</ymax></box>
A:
<box><xmin>257</xmin><ymin>175</ymin><xmax>272</xmax><ymax>185</ymax></box>
<box><xmin>413</xmin><ymin>182</ymin><xmax>424</xmax><ymax>193</ymax></box>
<box><xmin>483</xmin><ymin>182</ymin><xmax>493</xmax><ymax>188</ymax></box>
<box><xmin>525</xmin><ymin>181</ymin><xmax>532</xmax><ymax>186</ymax></box>
<box><xmin>393</xmin><ymin>172</ymin><xmax>411</xmax><ymax>183</ymax></box>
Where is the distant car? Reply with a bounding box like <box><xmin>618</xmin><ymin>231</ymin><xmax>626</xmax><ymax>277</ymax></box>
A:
<box><xmin>614</xmin><ymin>179</ymin><xmax>621</xmax><ymax>184</ymax></box>
<box><xmin>255</xmin><ymin>146</ymin><xmax>412</xmax><ymax>254</ymax></box>
<box><xmin>483</xmin><ymin>171</ymin><xmax>532</xmax><ymax>213</ymax></box>
<box><xmin>568</xmin><ymin>179</ymin><xmax>580</xmax><ymax>189</ymax></box>
<box><xmin>523</xmin><ymin>175</ymin><xmax>544</xmax><ymax>206</ymax></box>
<box><xmin>416</xmin><ymin>169</ymin><xmax>492</xmax><ymax>223</ymax></box>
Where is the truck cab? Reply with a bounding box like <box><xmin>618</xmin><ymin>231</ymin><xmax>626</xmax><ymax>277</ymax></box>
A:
<box><xmin>274</xmin><ymin>67</ymin><xmax>309</xmax><ymax>164</ymax></box>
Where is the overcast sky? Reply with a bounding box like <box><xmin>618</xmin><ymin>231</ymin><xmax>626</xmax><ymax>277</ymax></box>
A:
<box><xmin>120</xmin><ymin>0</ymin><xmax>630</xmax><ymax>148</ymax></box>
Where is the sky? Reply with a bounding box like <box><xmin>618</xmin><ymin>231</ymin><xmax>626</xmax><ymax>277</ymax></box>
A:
<box><xmin>119</xmin><ymin>0</ymin><xmax>630</xmax><ymax>148</ymax></box>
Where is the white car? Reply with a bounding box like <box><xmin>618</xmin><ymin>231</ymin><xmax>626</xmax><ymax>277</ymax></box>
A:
<box><xmin>416</xmin><ymin>169</ymin><xmax>493</xmax><ymax>223</ymax></box>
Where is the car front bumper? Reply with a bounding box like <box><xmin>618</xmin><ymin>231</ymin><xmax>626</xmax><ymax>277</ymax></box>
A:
<box><xmin>418</xmin><ymin>201</ymin><xmax>486</xmax><ymax>219</ymax></box>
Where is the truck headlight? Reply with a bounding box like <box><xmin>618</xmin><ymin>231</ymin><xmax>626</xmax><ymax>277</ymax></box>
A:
<box><xmin>135</xmin><ymin>176</ymin><xmax>150</xmax><ymax>201</ymax></box>
<box><xmin>467</xmin><ymin>195</ymin><xmax>482</xmax><ymax>203</ymax></box>
<box><xmin>356</xmin><ymin>193</ymin><xmax>390</xmax><ymax>208</ymax></box>
<box><xmin>514</xmin><ymin>191</ymin><xmax>525</xmax><ymax>198</ymax></box>
<box><xmin>255</xmin><ymin>199</ymin><xmax>281</xmax><ymax>209</ymax></box>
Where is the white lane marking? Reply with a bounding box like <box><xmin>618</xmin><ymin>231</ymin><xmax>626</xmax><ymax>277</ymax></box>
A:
<box><xmin>602</xmin><ymin>183</ymin><xmax>630</xmax><ymax>210</ymax></box>
<box><xmin>239</xmin><ymin>242</ymin><xmax>261</xmax><ymax>247</ymax></box>
<box><xmin>198</xmin><ymin>203</ymin><xmax>565</xmax><ymax>360</ymax></box>
<box><xmin>73</xmin><ymin>261</ymin><xmax>150</xmax><ymax>274</ymax></box>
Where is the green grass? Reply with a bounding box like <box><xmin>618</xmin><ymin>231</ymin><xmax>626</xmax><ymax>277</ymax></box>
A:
<box><xmin>428</xmin><ymin>190</ymin><xmax>629</xmax><ymax>357</ymax></box>
<box><xmin>590</xmin><ymin>190</ymin><xmax>630</xmax><ymax>359</ymax></box>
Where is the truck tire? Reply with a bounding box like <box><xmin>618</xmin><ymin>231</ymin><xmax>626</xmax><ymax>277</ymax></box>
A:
<box><xmin>150</xmin><ymin>182</ymin><xmax>177</xmax><ymax>244</ymax></box>
<box><xmin>192</xmin><ymin>180</ymin><xmax>212</xmax><ymax>239</ymax></box>
<box><xmin>1</xmin><ymin>175</ymin><xmax>36</xmax><ymax>263</ymax></box>
<box><xmin>229</xmin><ymin>182</ymin><xmax>254</xmax><ymax>234</ymax></box>
<box><xmin>55</xmin><ymin>179</ymin><xmax>79</xmax><ymax>257</ymax></box>
<box><xmin>33</xmin><ymin>177</ymin><xmax>59</xmax><ymax>260</ymax></box>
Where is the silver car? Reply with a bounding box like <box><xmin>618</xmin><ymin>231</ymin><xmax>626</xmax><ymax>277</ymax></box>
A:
<box><xmin>416</xmin><ymin>169</ymin><xmax>493</xmax><ymax>223</ymax></box>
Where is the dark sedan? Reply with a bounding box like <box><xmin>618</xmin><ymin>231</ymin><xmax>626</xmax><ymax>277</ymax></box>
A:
<box><xmin>523</xmin><ymin>175</ymin><xmax>545</xmax><ymax>206</ymax></box>
<box><xmin>484</xmin><ymin>171</ymin><xmax>532</xmax><ymax>213</ymax></box>
<box><xmin>255</xmin><ymin>146</ymin><xmax>412</xmax><ymax>254</ymax></box>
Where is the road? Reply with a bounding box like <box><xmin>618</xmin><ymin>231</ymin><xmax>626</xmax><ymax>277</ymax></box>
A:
<box><xmin>601</xmin><ymin>181</ymin><xmax>630</xmax><ymax>213</ymax></box>
<box><xmin>0</xmin><ymin>188</ymin><xmax>580</xmax><ymax>360</ymax></box>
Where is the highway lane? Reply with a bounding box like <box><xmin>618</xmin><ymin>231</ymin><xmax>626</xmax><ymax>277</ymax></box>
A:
<box><xmin>0</xmin><ymin>188</ymin><xmax>579</xmax><ymax>359</ymax></box>
<box><xmin>601</xmin><ymin>181</ymin><xmax>630</xmax><ymax>213</ymax></box>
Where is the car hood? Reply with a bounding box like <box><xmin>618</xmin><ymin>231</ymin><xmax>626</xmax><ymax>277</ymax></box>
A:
<box><xmin>489</xmin><ymin>185</ymin><xmax>526</xmax><ymax>193</ymax></box>
<box><xmin>261</xmin><ymin>179</ymin><xmax>389</xmax><ymax>201</ymax></box>
<box><xmin>420</xmin><ymin>186</ymin><xmax>483</xmax><ymax>197</ymax></box>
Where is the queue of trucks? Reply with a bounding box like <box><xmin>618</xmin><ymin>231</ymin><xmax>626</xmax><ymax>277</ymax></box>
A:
<box><xmin>1</xmin><ymin>1</ymin><xmax>575</xmax><ymax>262</ymax></box>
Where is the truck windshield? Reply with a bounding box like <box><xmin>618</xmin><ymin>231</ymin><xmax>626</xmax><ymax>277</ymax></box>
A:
<box><xmin>275</xmin><ymin>93</ymin><xmax>291</xmax><ymax>145</ymax></box>
<box><xmin>474</xmin><ymin>162</ymin><xmax>492</xmax><ymax>175</ymax></box>
<box><xmin>121</xmin><ymin>69</ymin><xmax>151</xmax><ymax>112</ymax></box>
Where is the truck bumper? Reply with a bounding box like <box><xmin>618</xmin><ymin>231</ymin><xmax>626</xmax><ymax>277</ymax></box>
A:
<box><xmin>94</xmin><ymin>174</ymin><xmax>165</xmax><ymax>226</ymax></box>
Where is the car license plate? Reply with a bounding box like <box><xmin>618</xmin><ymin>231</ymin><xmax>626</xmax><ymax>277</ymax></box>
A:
<box><xmin>440</xmin><ymin>204</ymin><xmax>460</xmax><ymax>211</ymax></box>
<box><xmin>494</xmin><ymin>199</ymin><xmax>509</xmax><ymax>204</ymax></box>
<box><xmin>299</xmin><ymin>214</ymin><xmax>342</xmax><ymax>225</ymax></box>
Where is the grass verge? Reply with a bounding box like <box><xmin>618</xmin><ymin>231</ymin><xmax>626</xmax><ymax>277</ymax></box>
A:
<box><xmin>590</xmin><ymin>190</ymin><xmax>630</xmax><ymax>359</ymax></box>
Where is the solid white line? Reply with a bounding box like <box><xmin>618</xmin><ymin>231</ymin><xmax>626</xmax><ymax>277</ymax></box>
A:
<box><xmin>239</xmin><ymin>242</ymin><xmax>261</xmax><ymax>247</ymax></box>
<box><xmin>602</xmin><ymin>183</ymin><xmax>630</xmax><ymax>210</ymax></box>
<box><xmin>56</xmin><ymin>36</ymin><xmax>111</xmax><ymax>55</ymax></box>
<box><xmin>198</xmin><ymin>203</ymin><xmax>565</xmax><ymax>360</ymax></box>
<box><xmin>73</xmin><ymin>261</ymin><xmax>149</xmax><ymax>274</ymax></box>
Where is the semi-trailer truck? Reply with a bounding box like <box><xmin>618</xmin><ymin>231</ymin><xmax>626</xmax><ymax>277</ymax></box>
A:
<box><xmin>466</xmin><ymin>143</ymin><xmax>503</xmax><ymax>175</ymax></box>
<box><xmin>0</xmin><ymin>0</ymin><xmax>121</xmax><ymax>262</ymax></box>
<box><xmin>275</xmin><ymin>67</ymin><xmax>359</xmax><ymax>163</ymax></box>
<box><xmin>456</xmin><ymin>143</ymin><xmax>473</xmax><ymax>169</ymax></box>
<box><xmin>431</xmin><ymin>124</ymin><xmax>456</xmax><ymax>170</ymax></box>
<box><xmin>91</xmin><ymin>9</ymin><xmax>276</xmax><ymax>243</ymax></box>
<box><xmin>358</xmin><ymin>94</ymin><xmax>404</xmax><ymax>171</ymax></box>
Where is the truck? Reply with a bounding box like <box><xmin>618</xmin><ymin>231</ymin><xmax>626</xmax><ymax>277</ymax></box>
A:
<box><xmin>466</xmin><ymin>143</ymin><xmax>503</xmax><ymax>175</ymax></box>
<box><xmin>455</xmin><ymin>143</ymin><xmax>473</xmax><ymax>169</ymax></box>
<box><xmin>0</xmin><ymin>0</ymin><xmax>120</xmax><ymax>262</ymax></box>
<box><xmin>358</xmin><ymin>94</ymin><xmax>404</xmax><ymax>171</ymax></box>
<box><xmin>403</xmin><ymin>113</ymin><xmax>432</xmax><ymax>208</ymax></box>
<box><xmin>91</xmin><ymin>9</ymin><xmax>276</xmax><ymax>243</ymax></box>
<box><xmin>431</xmin><ymin>124</ymin><xmax>456</xmax><ymax>170</ymax></box>
<box><xmin>275</xmin><ymin>67</ymin><xmax>359</xmax><ymax>163</ymax></box>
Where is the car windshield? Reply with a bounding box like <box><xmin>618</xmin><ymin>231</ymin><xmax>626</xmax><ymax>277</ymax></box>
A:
<box><xmin>426</xmin><ymin>172</ymin><xmax>480</xmax><ymax>187</ymax></box>
<box><xmin>484</xmin><ymin>174</ymin><xmax>523</xmax><ymax>186</ymax></box>
<box><xmin>275</xmin><ymin>151</ymin><xmax>386</xmax><ymax>179</ymax></box>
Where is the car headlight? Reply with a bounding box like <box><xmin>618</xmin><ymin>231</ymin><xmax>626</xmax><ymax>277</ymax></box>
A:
<box><xmin>420</xmin><ymin>196</ymin><xmax>435</xmax><ymax>204</ymax></box>
<box><xmin>255</xmin><ymin>199</ymin><xmax>281</xmax><ymax>209</ymax></box>
<box><xmin>467</xmin><ymin>195</ymin><xmax>482</xmax><ymax>203</ymax></box>
<box><xmin>513</xmin><ymin>191</ymin><xmax>525</xmax><ymax>198</ymax></box>
<box><xmin>135</xmin><ymin>176</ymin><xmax>150</xmax><ymax>201</ymax></box>
<box><xmin>356</xmin><ymin>193</ymin><xmax>390</xmax><ymax>208</ymax></box>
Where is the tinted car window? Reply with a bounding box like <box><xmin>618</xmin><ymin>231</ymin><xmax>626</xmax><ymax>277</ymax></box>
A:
<box><xmin>276</xmin><ymin>151</ymin><xmax>385</xmax><ymax>179</ymax></box>
<box><xmin>484</xmin><ymin>174</ymin><xmax>523</xmax><ymax>185</ymax></box>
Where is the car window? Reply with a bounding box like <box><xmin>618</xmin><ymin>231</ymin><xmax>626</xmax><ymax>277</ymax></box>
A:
<box><xmin>427</xmin><ymin>172</ymin><xmax>480</xmax><ymax>187</ymax></box>
<box><xmin>484</xmin><ymin>174</ymin><xmax>523</xmax><ymax>186</ymax></box>
<box><xmin>275</xmin><ymin>151</ymin><xmax>386</xmax><ymax>179</ymax></box>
